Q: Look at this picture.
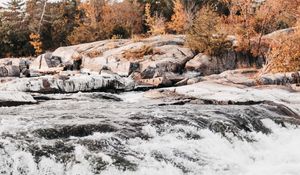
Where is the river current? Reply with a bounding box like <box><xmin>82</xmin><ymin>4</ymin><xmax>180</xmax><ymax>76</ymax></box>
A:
<box><xmin>0</xmin><ymin>92</ymin><xmax>299</xmax><ymax>175</ymax></box>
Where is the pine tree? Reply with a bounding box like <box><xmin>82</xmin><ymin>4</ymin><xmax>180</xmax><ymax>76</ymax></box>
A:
<box><xmin>0</xmin><ymin>0</ymin><xmax>33</xmax><ymax>57</ymax></box>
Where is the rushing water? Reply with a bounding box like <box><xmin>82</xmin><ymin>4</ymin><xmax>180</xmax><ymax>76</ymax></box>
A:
<box><xmin>0</xmin><ymin>92</ymin><xmax>299</xmax><ymax>175</ymax></box>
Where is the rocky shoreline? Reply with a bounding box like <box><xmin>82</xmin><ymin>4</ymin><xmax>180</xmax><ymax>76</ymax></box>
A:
<box><xmin>0</xmin><ymin>35</ymin><xmax>299</xmax><ymax>109</ymax></box>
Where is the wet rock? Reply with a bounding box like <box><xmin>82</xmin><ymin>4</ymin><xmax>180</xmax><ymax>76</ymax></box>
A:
<box><xmin>0</xmin><ymin>91</ymin><xmax>36</xmax><ymax>106</ymax></box>
<box><xmin>34</xmin><ymin>124</ymin><xmax>117</xmax><ymax>139</ymax></box>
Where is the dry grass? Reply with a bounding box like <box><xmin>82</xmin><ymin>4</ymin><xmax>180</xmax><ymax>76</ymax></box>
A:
<box><xmin>122</xmin><ymin>45</ymin><xmax>154</xmax><ymax>60</ymax></box>
<box><xmin>131</xmin><ymin>34</ymin><xmax>148</xmax><ymax>43</ymax></box>
<box><xmin>85</xmin><ymin>50</ymin><xmax>103</xmax><ymax>58</ymax></box>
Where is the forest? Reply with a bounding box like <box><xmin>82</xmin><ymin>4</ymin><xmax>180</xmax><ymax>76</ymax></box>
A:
<box><xmin>0</xmin><ymin>0</ymin><xmax>299</xmax><ymax>73</ymax></box>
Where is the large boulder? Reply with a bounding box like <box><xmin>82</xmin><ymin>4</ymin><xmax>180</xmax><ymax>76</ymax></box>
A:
<box><xmin>0</xmin><ymin>65</ymin><xmax>20</xmax><ymax>77</ymax></box>
<box><xmin>185</xmin><ymin>51</ymin><xmax>264</xmax><ymax>76</ymax></box>
<box><xmin>185</xmin><ymin>54</ymin><xmax>218</xmax><ymax>75</ymax></box>
<box><xmin>30</xmin><ymin>52</ymin><xmax>64</xmax><ymax>71</ymax></box>
<box><xmin>0</xmin><ymin>58</ymin><xmax>31</xmax><ymax>77</ymax></box>
<box><xmin>139</xmin><ymin>45</ymin><xmax>194</xmax><ymax>79</ymax></box>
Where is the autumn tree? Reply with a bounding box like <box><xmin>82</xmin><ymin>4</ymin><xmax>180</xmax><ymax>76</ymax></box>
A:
<box><xmin>68</xmin><ymin>0</ymin><xmax>106</xmax><ymax>45</ymax></box>
<box><xmin>101</xmin><ymin>0</ymin><xmax>143</xmax><ymax>39</ymax></box>
<box><xmin>168</xmin><ymin>0</ymin><xmax>188</xmax><ymax>34</ymax></box>
<box><xmin>186</xmin><ymin>6</ymin><xmax>232</xmax><ymax>56</ymax></box>
<box><xmin>50</xmin><ymin>0</ymin><xmax>80</xmax><ymax>47</ymax></box>
<box><xmin>262</xmin><ymin>27</ymin><xmax>300</xmax><ymax>73</ymax></box>
<box><xmin>145</xmin><ymin>3</ymin><xmax>166</xmax><ymax>35</ymax></box>
<box><xmin>224</xmin><ymin>0</ymin><xmax>300</xmax><ymax>56</ymax></box>
<box><xmin>26</xmin><ymin>0</ymin><xmax>48</xmax><ymax>55</ymax></box>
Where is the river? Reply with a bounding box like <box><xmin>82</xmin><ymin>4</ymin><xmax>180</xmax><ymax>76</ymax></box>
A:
<box><xmin>0</xmin><ymin>92</ymin><xmax>299</xmax><ymax>175</ymax></box>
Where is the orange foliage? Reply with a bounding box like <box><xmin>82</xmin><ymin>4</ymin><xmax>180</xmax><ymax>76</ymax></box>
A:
<box><xmin>224</xmin><ymin>0</ymin><xmax>300</xmax><ymax>56</ymax></box>
<box><xmin>101</xmin><ymin>0</ymin><xmax>143</xmax><ymax>38</ymax></box>
<box><xmin>262</xmin><ymin>27</ymin><xmax>300</xmax><ymax>73</ymax></box>
<box><xmin>145</xmin><ymin>3</ymin><xmax>166</xmax><ymax>35</ymax></box>
<box><xmin>29</xmin><ymin>33</ymin><xmax>43</xmax><ymax>55</ymax></box>
<box><xmin>168</xmin><ymin>0</ymin><xmax>188</xmax><ymax>34</ymax></box>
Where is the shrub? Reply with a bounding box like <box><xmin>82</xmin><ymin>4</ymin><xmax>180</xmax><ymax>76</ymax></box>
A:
<box><xmin>262</xmin><ymin>28</ymin><xmax>300</xmax><ymax>73</ymax></box>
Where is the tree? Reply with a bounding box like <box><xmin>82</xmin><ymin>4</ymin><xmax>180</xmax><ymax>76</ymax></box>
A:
<box><xmin>50</xmin><ymin>0</ymin><xmax>80</xmax><ymax>47</ymax></box>
<box><xmin>225</xmin><ymin>0</ymin><xmax>300</xmax><ymax>56</ymax></box>
<box><xmin>26</xmin><ymin>0</ymin><xmax>47</xmax><ymax>55</ymax></box>
<box><xmin>101</xmin><ymin>0</ymin><xmax>143</xmax><ymax>38</ymax></box>
<box><xmin>0</xmin><ymin>0</ymin><xmax>34</xmax><ymax>57</ymax></box>
<box><xmin>262</xmin><ymin>27</ymin><xmax>300</xmax><ymax>73</ymax></box>
<box><xmin>186</xmin><ymin>6</ymin><xmax>231</xmax><ymax>56</ymax></box>
<box><xmin>68</xmin><ymin>0</ymin><xmax>106</xmax><ymax>45</ymax></box>
<box><xmin>145</xmin><ymin>3</ymin><xmax>166</xmax><ymax>35</ymax></box>
<box><xmin>168</xmin><ymin>0</ymin><xmax>188</xmax><ymax>34</ymax></box>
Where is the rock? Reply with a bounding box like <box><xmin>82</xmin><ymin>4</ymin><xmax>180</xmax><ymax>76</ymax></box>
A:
<box><xmin>185</xmin><ymin>54</ymin><xmax>218</xmax><ymax>75</ymax></box>
<box><xmin>185</xmin><ymin>52</ymin><xmax>264</xmax><ymax>76</ymax></box>
<box><xmin>262</xmin><ymin>27</ymin><xmax>296</xmax><ymax>42</ymax></box>
<box><xmin>139</xmin><ymin>45</ymin><xmax>194</xmax><ymax>78</ymax></box>
<box><xmin>165</xmin><ymin>81</ymin><xmax>300</xmax><ymax>110</ymax></box>
<box><xmin>258</xmin><ymin>71</ymin><xmax>300</xmax><ymax>85</ymax></box>
<box><xmin>49</xmin><ymin>35</ymin><xmax>194</xmax><ymax>78</ymax></box>
<box><xmin>175</xmin><ymin>78</ymin><xmax>188</xmax><ymax>86</ymax></box>
<box><xmin>30</xmin><ymin>52</ymin><xmax>63</xmax><ymax>71</ymax></box>
<box><xmin>187</xmin><ymin>77</ymin><xmax>202</xmax><ymax>85</ymax></box>
<box><xmin>0</xmin><ymin>65</ymin><xmax>20</xmax><ymax>77</ymax></box>
<box><xmin>0</xmin><ymin>91</ymin><xmax>36</xmax><ymax>106</ymax></box>
<box><xmin>0</xmin><ymin>58</ymin><xmax>28</xmax><ymax>77</ymax></box>
<box><xmin>0</xmin><ymin>74</ymin><xmax>135</xmax><ymax>93</ymax></box>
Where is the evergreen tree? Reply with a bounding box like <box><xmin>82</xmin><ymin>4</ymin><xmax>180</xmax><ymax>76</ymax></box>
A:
<box><xmin>0</xmin><ymin>0</ymin><xmax>33</xmax><ymax>57</ymax></box>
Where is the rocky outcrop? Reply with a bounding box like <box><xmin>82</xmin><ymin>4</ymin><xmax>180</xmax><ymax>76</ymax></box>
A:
<box><xmin>185</xmin><ymin>51</ymin><xmax>264</xmax><ymax>76</ymax></box>
<box><xmin>48</xmin><ymin>35</ymin><xmax>195</xmax><ymax>87</ymax></box>
<box><xmin>0</xmin><ymin>91</ymin><xmax>36</xmax><ymax>106</ymax></box>
<box><xmin>0</xmin><ymin>74</ymin><xmax>134</xmax><ymax>93</ymax></box>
